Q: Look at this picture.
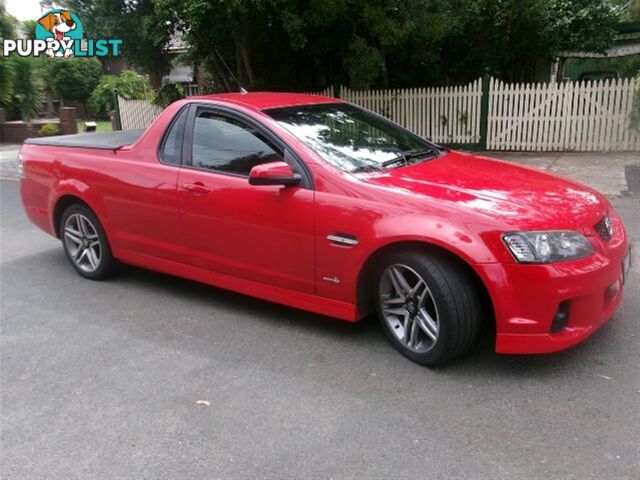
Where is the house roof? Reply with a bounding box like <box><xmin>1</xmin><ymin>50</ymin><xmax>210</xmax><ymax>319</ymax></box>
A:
<box><xmin>560</xmin><ymin>21</ymin><xmax>640</xmax><ymax>58</ymax></box>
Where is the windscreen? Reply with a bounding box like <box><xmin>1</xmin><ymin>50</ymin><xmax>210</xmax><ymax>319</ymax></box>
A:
<box><xmin>265</xmin><ymin>103</ymin><xmax>441</xmax><ymax>173</ymax></box>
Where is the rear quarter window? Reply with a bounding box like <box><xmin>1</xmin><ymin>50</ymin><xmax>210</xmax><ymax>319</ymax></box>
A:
<box><xmin>159</xmin><ymin>107</ymin><xmax>188</xmax><ymax>165</ymax></box>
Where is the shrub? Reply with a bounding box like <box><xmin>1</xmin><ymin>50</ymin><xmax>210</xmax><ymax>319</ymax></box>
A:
<box><xmin>153</xmin><ymin>82</ymin><xmax>186</xmax><ymax>108</ymax></box>
<box><xmin>47</xmin><ymin>58</ymin><xmax>102</xmax><ymax>104</ymax></box>
<box><xmin>88</xmin><ymin>71</ymin><xmax>153</xmax><ymax>119</ymax></box>
<box><xmin>7</xmin><ymin>56</ymin><xmax>45</xmax><ymax>121</ymax></box>
<box><xmin>39</xmin><ymin>123</ymin><xmax>61</xmax><ymax>136</ymax></box>
<box><xmin>344</xmin><ymin>37</ymin><xmax>385</xmax><ymax>90</ymax></box>
<box><xmin>0</xmin><ymin>56</ymin><xmax>15</xmax><ymax>106</ymax></box>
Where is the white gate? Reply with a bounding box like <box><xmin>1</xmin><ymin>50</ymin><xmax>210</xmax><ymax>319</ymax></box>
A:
<box><xmin>117</xmin><ymin>96</ymin><xmax>163</xmax><ymax>130</ymax></box>
<box><xmin>487</xmin><ymin>77</ymin><xmax>640</xmax><ymax>151</ymax></box>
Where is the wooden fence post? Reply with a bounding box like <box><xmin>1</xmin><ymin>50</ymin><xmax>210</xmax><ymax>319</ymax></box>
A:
<box><xmin>113</xmin><ymin>91</ymin><xmax>122</xmax><ymax>131</ymax></box>
<box><xmin>478</xmin><ymin>74</ymin><xmax>490</xmax><ymax>150</ymax></box>
<box><xmin>58</xmin><ymin>107</ymin><xmax>78</xmax><ymax>135</ymax></box>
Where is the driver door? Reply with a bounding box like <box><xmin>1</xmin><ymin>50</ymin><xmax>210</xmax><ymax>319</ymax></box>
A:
<box><xmin>178</xmin><ymin>106</ymin><xmax>316</xmax><ymax>294</ymax></box>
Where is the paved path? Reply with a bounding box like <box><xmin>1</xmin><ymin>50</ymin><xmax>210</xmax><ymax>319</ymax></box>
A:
<box><xmin>485</xmin><ymin>151</ymin><xmax>639</xmax><ymax>197</ymax></box>
<box><xmin>0</xmin><ymin>144</ymin><xmax>21</xmax><ymax>181</ymax></box>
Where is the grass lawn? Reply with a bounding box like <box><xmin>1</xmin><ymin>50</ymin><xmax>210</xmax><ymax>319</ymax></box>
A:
<box><xmin>76</xmin><ymin>120</ymin><xmax>113</xmax><ymax>133</ymax></box>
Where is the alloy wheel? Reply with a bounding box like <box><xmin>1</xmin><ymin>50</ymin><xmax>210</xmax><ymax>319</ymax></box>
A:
<box><xmin>63</xmin><ymin>213</ymin><xmax>102</xmax><ymax>273</ymax></box>
<box><xmin>379</xmin><ymin>263</ymin><xmax>440</xmax><ymax>353</ymax></box>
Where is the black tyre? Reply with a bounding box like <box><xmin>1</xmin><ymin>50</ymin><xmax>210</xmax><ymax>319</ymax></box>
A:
<box><xmin>374</xmin><ymin>249</ymin><xmax>481</xmax><ymax>366</ymax></box>
<box><xmin>60</xmin><ymin>204</ymin><xmax>118</xmax><ymax>280</ymax></box>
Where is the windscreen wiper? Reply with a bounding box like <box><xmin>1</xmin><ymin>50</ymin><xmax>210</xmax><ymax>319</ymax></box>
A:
<box><xmin>382</xmin><ymin>148</ymin><xmax>437</xmax><ymax>168</ymax></box>
<box><xmin>405</xmin><ymin>148</ymin><xmax>437</xmax><ymax>161</ymax></box>
<box><xmin>352</xmin><ymin>164</ymin><xmax>383</xmax><ymax>173</ymax></box>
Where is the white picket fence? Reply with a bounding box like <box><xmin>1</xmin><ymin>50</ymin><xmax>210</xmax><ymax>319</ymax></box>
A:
<box><xmin>340</xmin><ymin>80</ymin><xmax>483</xmax><ymax>145</ymax></box>
<box><xmin>304</xmin><ymin>87</ymin><xmax>333</xmax><ymax>97</ymax></box>
<box><xmin>117</xmin><ymin>96</ymin><xmax>163</xmax><ymax>130</ymax></box>
<box><xmin>488</xmin><ymin>77</ymin><xmax>640</xmax><ymax>151</ymax></box>
<box><xmin>117</xmin><ymin>78</ymin><xmax>640</xmax><ymax>151</ymax></box>
<box><xmin>306</xmin><ymin>78</ymin><xmax>639</xmax><ymax>151</ymax></box>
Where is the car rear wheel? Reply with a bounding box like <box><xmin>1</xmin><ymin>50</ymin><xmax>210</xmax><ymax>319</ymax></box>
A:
<box><xmin>60</xmin><ymin>204</ymin><xmax>117</xmax><ymax>280</ymax></box>
<box><xmin>374</xmin><ymin>250</ymin><xmax>481</xmax><ymax>366</ymax></box>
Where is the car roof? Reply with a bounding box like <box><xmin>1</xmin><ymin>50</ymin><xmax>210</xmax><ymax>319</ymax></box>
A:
<box><xmin>188</xmin><ymin>91</ymin><xmax>343</xmax><ymax>111</ymax></box>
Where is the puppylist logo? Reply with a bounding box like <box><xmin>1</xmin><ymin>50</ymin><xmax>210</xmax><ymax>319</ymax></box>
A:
<box><xmin>2</xmin><ymin>8</ymin><xmax>122</xmax><ymax>59</ymax></box>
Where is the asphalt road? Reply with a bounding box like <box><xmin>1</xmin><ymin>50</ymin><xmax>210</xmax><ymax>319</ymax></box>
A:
<box><xmin>1</xmin><ymin>177</ymin><xmax>639</xmax><ymax>479</ymax></box>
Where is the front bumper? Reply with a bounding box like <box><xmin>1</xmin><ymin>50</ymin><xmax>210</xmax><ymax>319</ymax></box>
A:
<box><xmin>479</xmin><ymin>232</ymin><xmax>629</xmax><ymax>355</ymax></box>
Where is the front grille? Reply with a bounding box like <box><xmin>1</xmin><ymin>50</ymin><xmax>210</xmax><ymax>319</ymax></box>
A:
<box><xmin>594</xmin><ymin>216</ymin><xmax>612</xmax><ymax>242</ymax></box>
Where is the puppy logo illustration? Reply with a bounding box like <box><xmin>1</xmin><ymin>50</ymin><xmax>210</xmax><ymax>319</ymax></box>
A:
<box><xmin>2</xmin><ymin>8</ymin><xmax>120</xmax><ymax>59</ymax></box>
<box><xmin>36</xmin><ymin>9</ymin><xmax>83</xmax><ymax>58</ymax></box>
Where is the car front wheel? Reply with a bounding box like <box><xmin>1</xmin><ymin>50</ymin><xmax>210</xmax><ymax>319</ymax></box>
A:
<box><xmin>374</xmin><ymin>250</ymin><xmax>481</xmax><ymax>366</ymax></box>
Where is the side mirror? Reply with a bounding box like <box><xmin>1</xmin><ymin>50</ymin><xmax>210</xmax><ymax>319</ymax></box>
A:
<box><xmin>248</xmin><ymin>161</ymin><xmax>301</xmax><ymax>187</ymax></box>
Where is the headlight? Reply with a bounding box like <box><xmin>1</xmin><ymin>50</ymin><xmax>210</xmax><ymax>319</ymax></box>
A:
<box><xmin>502</xmin><ymin>231</ymin><xmax>593</xmax><ymax>263</ymax></box>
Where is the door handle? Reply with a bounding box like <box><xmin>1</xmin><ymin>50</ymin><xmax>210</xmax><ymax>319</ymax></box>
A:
<box><xmin>182</xmin><ymin>182</ymin><xmax>211</xmax><ymax>195</ymax></box>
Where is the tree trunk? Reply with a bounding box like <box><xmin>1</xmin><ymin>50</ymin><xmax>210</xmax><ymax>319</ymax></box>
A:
<box><xmin>192</xmin><ymin>30</ymin><xmax>232</xmax><ymax>92</ymax></box>
<box><xmin>235</xmin><ymin>40</ymin><xmax>244</xmax><ymax>85</ymax></box>
<box><xmin>206</xmin><ymin>47</ymin><xmax>232</xmax><ymax>92</ymax></box>
<box><xmin>46</xmin><ymin>88</ymin><xmax>54</xmax><ymax>116</ymax></box>
<box><xmin>211</xmin><ymin>54</ymin><xmax>232</xmax><ymax>92</ymax></box>
<box><xmin>380</xmin><ymin>48</ymin><xmax>389</xmax><ymax>88</ymax></box>
<box><xmin>238</xmin><ymin>40</ymin><xmax>254</xmax><ymax>86</ymax></box>
<box><xmin>555</xmin><ymin>57</ymin><xmax>566</xmax><ymax>83</ymax></box>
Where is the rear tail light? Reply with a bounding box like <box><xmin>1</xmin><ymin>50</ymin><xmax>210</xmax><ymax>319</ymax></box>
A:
<box><xmin>550</xmin><ymin>301</ymin><xmax>570</xmax><ymax>333</ymax></box>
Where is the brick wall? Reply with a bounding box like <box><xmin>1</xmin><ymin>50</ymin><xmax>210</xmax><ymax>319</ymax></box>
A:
<box><xmin>0</xmin><ymin>107</ymin><xmax>77</xmax><ymax>143</ymax></box>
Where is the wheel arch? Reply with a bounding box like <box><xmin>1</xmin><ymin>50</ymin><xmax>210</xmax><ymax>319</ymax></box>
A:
<box><xmin>52</xmin><ymin>195</ymin><xmax>92</xmax><ymax>238</ymax></box>
<box><xmin>356</xmin><ymin>241</ymin><xmax>495</xmax><ymax>326</ymax></box>
<box><xmin>49</xmin><ymin>179</ymin><xmax>112</xmax><ymax>240</ymax></box>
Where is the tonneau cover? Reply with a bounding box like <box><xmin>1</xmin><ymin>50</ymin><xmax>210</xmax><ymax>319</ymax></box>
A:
<box><xmin>25</xmin><ymin>129</ymin><xmax>144</xmax><ymax>150</ymax></box>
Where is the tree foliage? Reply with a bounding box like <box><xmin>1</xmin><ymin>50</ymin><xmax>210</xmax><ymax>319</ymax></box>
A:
<box><xmin>43</xmin><ymin>0</ymin><xmax>626</xmax><ymax>91</ymax></box>
<box><xmin>0</xmin><ymin>0</ymin><xmax>16</xmax><ymax>106</ymax></box>
<box><xmin>61</xmin><ymin>0</ymin><xmax>173</xmax><ymax>76</ymax></box>
<box><xmin>47</xmin><ymin>57</ymin><xmax>103</xmax><ymax>103</ymax></box>
<box><xmin>623</xmin><ymin>0</ymin><xmax>640</xmax><ymax>21</ymax></box>
<box><xmin>88</xmin><ymin>71</ymin><xmax>153</xmax><ymax>118</ymax></box>
<box><xmin>22</xmin><ymin>20</ymin><xmax>37</xmax><ymax>40</ymax></box>
<box><xmin>153</xmin><ymin>82</ymin><xmax>185</xmax><ymax>108</ymax></box>
<box><xmin>547</xmin><ymin>0</ymin><xmax>619</xmax><ymax>53</ymax></box>
<box><xmin>6</xmin><ymin>56</ymin><xmax>45</xmax><ymax>121</ymax></box>
<box><xmin>0</xmin><ymin>0</ymin><xmax>14</xmax><ymax>39</ymax></box>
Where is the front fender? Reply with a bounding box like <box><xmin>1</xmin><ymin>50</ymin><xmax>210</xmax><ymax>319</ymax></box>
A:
<box><xmin>367</xmin><ymin>213</ymin><xmax>507</xmax><ymax>265</ymax></box>
<box><xmin>316</xmin><ymin>208</ymin><xmax>510</xmax><ymax>307</ymax></box>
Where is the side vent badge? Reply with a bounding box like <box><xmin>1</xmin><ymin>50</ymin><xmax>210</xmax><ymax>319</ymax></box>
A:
<box><xmin>327</xmin><ymin>234</ymin><xmax>359</xmax><ymax>247</ymax></box>
<box><xmin>323</xmin><ymin>276</ymin><xmax>341</xmax><ymax>285</ymax></box>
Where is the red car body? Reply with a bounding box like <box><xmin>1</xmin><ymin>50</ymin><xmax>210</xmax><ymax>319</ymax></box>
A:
<box><xmin>19</xmin><ymin>93</ymin><xmax>629</xmax><ymax>355</ymax></box>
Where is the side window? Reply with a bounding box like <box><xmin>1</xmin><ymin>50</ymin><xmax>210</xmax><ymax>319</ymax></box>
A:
<box><xmin>160</xmin><ymin>107</ymin><xmax>188</xmax><ymax>165</ymax></box>
<box><xmin>191</xmin><ymin>110</ymin><xmax>282</xmax><ymax>176</ymax></box>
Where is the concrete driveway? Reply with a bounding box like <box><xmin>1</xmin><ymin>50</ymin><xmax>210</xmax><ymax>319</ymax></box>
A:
<box><xmin>485</xmin><ymin>151</ymin><xmax>639</xmax><ymax>197</ymax></box>
<box><xmin>1</xmin><ymin>150</ymin><xmax>639</xmax><ymax>479</ymax></box>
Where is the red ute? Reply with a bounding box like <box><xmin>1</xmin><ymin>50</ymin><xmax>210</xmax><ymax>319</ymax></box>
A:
<box><xmin>19</xmin><ymin>93</ymin><xmax>630</xmax><ymax>365</ymax></box>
